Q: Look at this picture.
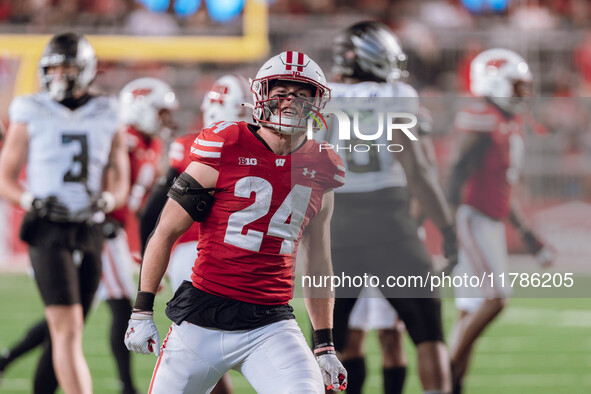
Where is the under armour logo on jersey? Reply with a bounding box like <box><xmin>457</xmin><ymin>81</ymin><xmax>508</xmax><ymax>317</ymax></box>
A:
<box><xmin>302</xmin><ymin>168</ymin><xmax>316</xmax><ymax>178</ymax></box>
<box><xmin>284</xmin><ymin>51</ymin><xmax>308</xmax><ymax>72</ymax></box>
<box><xmin>239</xmin><ymin>157</ymin><xmax>258</xmax><ymax>165</ymax></box>
<box><xmin>276</xmin><ymin>159</ymin><xmax>286</xmax><ymax>167</ymax></box>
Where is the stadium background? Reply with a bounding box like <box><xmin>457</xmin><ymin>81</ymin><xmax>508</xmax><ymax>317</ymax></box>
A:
<box><xmin>0</xmin><ymin>0</ymin><xmax>590</xmax><ymax>392</ymax></box>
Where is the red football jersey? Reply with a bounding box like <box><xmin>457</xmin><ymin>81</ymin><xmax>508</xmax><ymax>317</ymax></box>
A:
<box><xmin>168</xmin><ymin>132</ymin><xmax>200</xmax><ymax>246</ymax></box>
<box><xmin>455</xmin><ymin>101</ymin><xmax>524</xmax><ymax>219</ymax></box>
<box><xmin>110</xmin><ymin>126</ymin><xmax>163</xmax><ymax>226</ymax></box>
<box><xmin>189</xmin><ymin>121</ymin><xmax>345</xmax><ymax>304</ymax></box>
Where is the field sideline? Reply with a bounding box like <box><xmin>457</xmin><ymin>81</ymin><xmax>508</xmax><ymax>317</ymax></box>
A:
<box><xmin>0</xmin><ymin>273</ymin><xmax>590</xmax><ymax>393</ymax></box>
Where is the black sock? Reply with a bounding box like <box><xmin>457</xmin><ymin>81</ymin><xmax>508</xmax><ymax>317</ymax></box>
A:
<box><xmin>383</xmin><ymin>366</ymin><xmax>406</xmax><ymax>394</ymax></box>
<box><xmin>107</xmin><ymin>298</ymin><xmax>137</xmax><ymax>394</ymax></box>
<box><xmin>33</xmin><ymin>338</ymin><xmax>58</xmax><ymax>394</ymax></box>
<box><xmin>0</xmin><ymin>319</ymin><xmax>48</xmax><ymax>371</ymax></box>
<box><xmin>451</xmin><ymin>363</ymin><xmax>462</xmax><ymax>394</ymax></box>
<box><xmin>342</xmin><ymin>357</ymin><xmax>366</xmax><ymax>394</ymax></box>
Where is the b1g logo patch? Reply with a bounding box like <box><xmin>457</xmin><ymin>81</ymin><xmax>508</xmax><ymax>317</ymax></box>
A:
<box><xmin>239</xmin><ymin>157</ymin><xmax>257</xmax><ymax>166</ymax></box>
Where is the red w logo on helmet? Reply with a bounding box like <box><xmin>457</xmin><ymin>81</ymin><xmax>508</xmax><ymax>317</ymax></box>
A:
<box><xmin>208</xmin><ymin>84</ymin><xmax>229</xmax><ymax>104</ymax></box>
<box><xmin>486</xmin><ymin>58</ymin><xmax>508</xmax><ymax>69</ymax></box>
<box><xmin>132</xmin><ymin>88</ymin><xmax>153</xmax><ymax>98</ymax></box>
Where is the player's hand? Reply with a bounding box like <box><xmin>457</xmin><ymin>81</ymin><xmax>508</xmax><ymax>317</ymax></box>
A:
<box><xmin>124</xmin><ymin>311</ymin><xmax>161</xmax><ymax>356</ymax></box>
<box><xmin>316</xmin><ymin>353</ymin><xmax>347</xmax><ymax>391</ymax></box>
<box><xmin>22</xmin><ymin>194</ymin><xmax>70</xmax><ymax>222</ymax></box>
<box><xmin>534</xmin><ymin>245</ymin><xmax>554</xmax><ymax>268</ymax></box>
<box><xmin>441</xmin><ymin>225</ymin><xmax>458</xmax><ymax>274</ymax></box>
<box><xmin>73</xmin><ymin>192</ymin><xmax>116</xmax><ymax>223</ymax></box>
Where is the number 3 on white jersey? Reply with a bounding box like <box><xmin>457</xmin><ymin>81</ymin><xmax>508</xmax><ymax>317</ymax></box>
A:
<box><xmin>224</xmin><ymin>176</ymin><xmax>312</xmax><ymax>254</ymax></box>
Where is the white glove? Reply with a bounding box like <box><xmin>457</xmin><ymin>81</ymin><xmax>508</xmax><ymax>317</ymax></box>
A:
<box><xmin>316</xmin><ymin>353</ymin><xmax>347</xmax><ymax>391</ymax></box>
<box><xmin>124</xmin><ymin>311</ymin><xmax>161</xmax><ymax>356</ymax></box>
<box><xmin>535</xmin><ymin>245</ymin><xmax>554</xmax><ymax>268</ymax></box>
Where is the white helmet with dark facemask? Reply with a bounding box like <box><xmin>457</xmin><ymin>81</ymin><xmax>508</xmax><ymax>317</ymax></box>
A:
<box><xmin>470</xmin><ymin>48</ymin><xmax>532</xmax><ymax>113</ymax></box>
<box><xmin>251</xmin><ymin>51</ymin><xmax>330</xmax><ymax>135</ymax></box>
<box><xmin>38</xmin><ymin>32</ymin><xmax>97</xmax><ymax>101</ymax></box>
<box><xmin>119</xmin><ymin>77</ymin><xmax>178</xmax><ymax>136</ymax></box>
<box><xmin>201</xmin><ymin>74</ymin><xmax>252</xmax><ymax>127</ymax></box>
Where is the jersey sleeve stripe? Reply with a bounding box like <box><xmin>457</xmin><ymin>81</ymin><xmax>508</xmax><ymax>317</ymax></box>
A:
<box><xmin>190</xmin><ymin>148</ymin><xmax>221</xmax><ymax>158</ymax></box>
<box><xmin>333</xmin><ymin>174</ymin><xmax>345</xmax><ymax>183</ymax></box>
<box><xmin>197</xmin><ymin>139</ymin><xmax>224</xmax><ymax>148</ymax></box>
<box><xmin>337</xmin><ymin>165</ymin><xmax>346</xmax><ymax>172</ymax></box>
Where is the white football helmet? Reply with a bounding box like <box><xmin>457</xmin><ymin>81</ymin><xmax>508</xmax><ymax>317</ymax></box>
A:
<box><xmin>119</xmin><ymin>77</ymin><xmax>178</xmax><ymax>136</ymax></box>
<box><xmin>251</xmin><ymin>51</ymin><xmax>330</xmax><ymax>135</ymax></box>
<box><xmin>201</xmin><ymin>74</ymin><xmax>251</xmax><ymax>127</ymax></box>
<box><xmin>470</xmin><ymin>48</ymin><xmax>532</xmax><ymax>112</ymax></box>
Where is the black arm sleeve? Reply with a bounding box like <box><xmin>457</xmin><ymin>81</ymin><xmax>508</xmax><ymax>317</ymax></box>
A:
<box><xmin>447</xmin><ymin>134</ymin><xmax>491</xmax><ymax>206</ymax></box>
<box><xmin>139</xmin><ymin>167</ymin><xmax>180</xmax><ymax>255</ymax></box>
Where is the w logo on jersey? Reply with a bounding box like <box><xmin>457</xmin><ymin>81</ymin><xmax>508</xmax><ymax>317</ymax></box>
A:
<box><xmin>276</xmin><ymin>159</ymin><xmax>286</xmax><ymax>167</ymax></box>
<box><xmin>284</xmin><ymin>51</ymin><xmax>307</xmax><ymax>73</ymax></box>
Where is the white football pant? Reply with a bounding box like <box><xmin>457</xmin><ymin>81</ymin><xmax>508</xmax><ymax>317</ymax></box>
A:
<box><xmin>149</xmin><ymin>319</ymin><xmax>324</xmax><ymax>394</ymax></box>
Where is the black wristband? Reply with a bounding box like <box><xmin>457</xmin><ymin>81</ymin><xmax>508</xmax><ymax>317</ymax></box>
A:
<box><xmin>313</xmin><ymin>328</ymin><xmax>335</xmax><ymax>355</ymax></box>
<box><xmin>133</xmin><ymin>291</ymin><xmax>155</xmax><ymax>312</ymax></box>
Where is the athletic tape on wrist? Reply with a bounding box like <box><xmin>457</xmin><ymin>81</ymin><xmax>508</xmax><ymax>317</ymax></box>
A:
<box><xmin>313</xmin><ymin>328</ymin><xmax>335</xmax><ymax>355</ymax></box>
<box><xmin>133</xmin><ymin>291</ymin><xmax>155</xmax><ymax>312</ymax></box>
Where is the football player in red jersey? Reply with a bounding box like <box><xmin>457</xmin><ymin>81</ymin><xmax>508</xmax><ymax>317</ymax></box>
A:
<box><xmin>447</xmin><ymin>48</ymin><xmax>553</xmax><ymax>394</ymax></box>
<box><xmin>125</xmin><ymin>52</ymin><xmax>348</xmax><ymax>394</ymax></box>
<box><xmin>139</xmin><ymin>73</ymin><xmax>252</xmax><ymax>394</ymax></box>
<box><xmin>97</xmin><ymin>77</ymin><xmax>178</xmax><ymax>394</ymax></box>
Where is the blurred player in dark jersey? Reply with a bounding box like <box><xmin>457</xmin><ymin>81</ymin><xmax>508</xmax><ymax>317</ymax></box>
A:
<box><xmin>447</xmin><ymin>48</ymin><xmax>553</xmax><ymax>394</ymax></box>
<box><xmin>325</xmin><ymin>21</ymin><xmax>457</xmax><ymax>394</ymax></box>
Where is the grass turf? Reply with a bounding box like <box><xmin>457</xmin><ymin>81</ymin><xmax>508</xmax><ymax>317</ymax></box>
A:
<box><xmin>0</xmin><ymin>273</ymin><xmax>589</xmax><ymax>393</ymax></box>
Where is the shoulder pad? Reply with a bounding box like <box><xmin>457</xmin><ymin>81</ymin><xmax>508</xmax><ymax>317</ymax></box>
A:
<box><xmin>9</xmin><ymin>94</ymin><xmax>41</xmax><ymax>124</ymax></box>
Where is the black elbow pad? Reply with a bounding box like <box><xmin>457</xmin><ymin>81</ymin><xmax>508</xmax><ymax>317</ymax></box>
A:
<box><xmin>167</xmin><ymin>172</ymin><xmax>215</xmax><ymax>222</ymax></box>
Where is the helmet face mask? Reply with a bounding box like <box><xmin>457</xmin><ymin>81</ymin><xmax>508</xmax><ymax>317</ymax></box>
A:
<box><xmin>251</xmin><ymin>51</ymin><xmax>330</xmax><ymax>135</ymax></box>
<box><xmin>119</xmin><ymin>77</ymin><xmax>178</xmax><ymax>136</ymax></box>
<box><xmin>333</xmin><ymin>21</ymin><xmax>407</xmax><ymax>83</ymax></box>
<box><xmin>39</xmin><ymin>32</ymin><xmax>97</xmax><ymax>101</ymax></box>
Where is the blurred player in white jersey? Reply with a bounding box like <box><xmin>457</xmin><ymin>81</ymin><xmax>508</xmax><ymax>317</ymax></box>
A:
<box><xmin>139</xmin><ymin>74</ymin><xmax>251</xmax><ymax>394</ymax></box>
<box><xmin>325</xmin><ymin>21</ymin><xmax>457</xmax><ymax>394</ymax></box>
<box><xmin>0</xmin><ymin>32</ymin><xmax>129</xmax><ymax>394</ymax></box>
<box><xmin>447</xmin><ymin>48</ymin><xmax>553</xmax><ymax>394</ymax></box>
<box><xmin>342</xmin><ymin>106</ymin><xmax>438</xmax><ymax>394</ymax></box>
<box><xmin>95</xmin><ymin>77</ymin><xmax>177</xmax><ymax>394</ymax></box>
<box><xmin>125</xmin><ymin>51</ymin><xmax>348</xmax><ymax>393</ymax></box>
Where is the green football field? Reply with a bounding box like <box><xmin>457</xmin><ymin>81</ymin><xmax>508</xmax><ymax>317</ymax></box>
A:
<box><xmin>0</xmin><ymin>273</ymin><xmax>590</xmax><ymax>394</ymax></box>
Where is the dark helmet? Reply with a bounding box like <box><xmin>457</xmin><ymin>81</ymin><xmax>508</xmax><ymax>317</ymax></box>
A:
<box><xmin>333</xmin><ymin>21</ymin><xmax>407</xmax><ymax>83</ymax></box>
<box><xmin>38</xmin><ymin>32</ymin><xmax>97</xmax><ymax>100</ymax></box>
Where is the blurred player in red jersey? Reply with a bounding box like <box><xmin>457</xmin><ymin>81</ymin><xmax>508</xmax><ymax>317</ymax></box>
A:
<box><xmin>139</xmin><ymin>73</ymin><xmax>252</xmax><ymax>394</ymax></box>
<box><xmin>125</xmin><ymin>51</ymin><xmax>348</xmax><ymax>393</ymax></box>
<box><xmin>447</xmin><ymin>48</ymin><xmax>553</xmax><ymax>394</ymax></box>
<box><xmin>96</xmin><ymin>77</ymin><xmax>178</xmax><ymax>394</ymax></box>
